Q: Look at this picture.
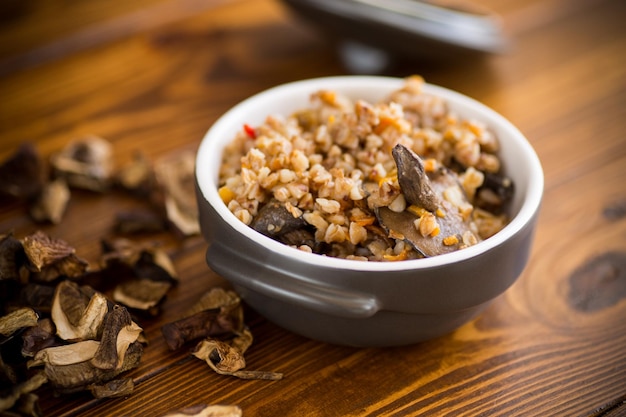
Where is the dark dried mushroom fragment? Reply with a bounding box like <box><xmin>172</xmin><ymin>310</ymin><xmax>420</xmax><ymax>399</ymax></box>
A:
<box><xmin>251</xmin><ymin>199</ymin><xmax>308</xmax><ymax>239</ymax></box>
<box><xmin>89</xmin><ymin>377</ymin><xmax>134</xmax><ymax>399</ymax></box>
<box><xmin>154</xmin><ymin>151</ymin><xmax>199</xmax><ymax>236</ymax></box>
<box><xmin>21</xmin><ymin>231</ymin><xmax>89</xmax><ymax>282</ymax></box>
<box><xmin>0</xmin><ymin>308</ymin><xmax>38</xmax><ymax>338</ymax></box>
<box><xmin>161</xmin><ymin>308</ymin><xmax>237</xmax><ymax>351</ymax></box>
<box><xmin>475</xmin><ymin>171</ymin><xmax>515</xmax><ymax>213</ymax></box>
<box><xmin>113</xmin><ymin>209</ymin><xmax>167</xmax><ymax>235</ymax></box>
<box><xmin>50</xmin><ymin>135</ymin><xmax>114</xmax><ymax>192</ymax></box>
<box><xmin>21</xmin><ymin>319</ymin><xmax>59</xmax><ymax>357</ymax></box>
<box><xmin>0</xmin><ymin>143</ymin><xmax>44</xmax><ymax>201</ymax></box>
<box><xmin>162</xmin><ymin>288</ymin><xmax>243</xmax><ymax>350</ymax></box>
<box><xmin>377</xmin><ymin>144</ymin><xmax>478</xmax><ymax>257</ymax></box>
<box><xmin>18</xmin><ymin>284</ymin><xmax>56</xmax><ymax>314</ymax></box>
<box><xmin>0</xmin><ymin>233</ymin><xmax>27</xmax><ymax>282</ymax></box>
<box><xmin>51</xmin><ymin>281</ymin><xmax>109</xmax><ymax>342</ymax></box>
<box><xmin>161</xmin><ymin>404</ymin><xmax>242</xmax><ymax>417</ymax></box>
<box><xmin>29</xmin><ymin>178</ymin><xmax>70</xmax><ymax>224</ymax></box>
<box><xmin>0</xmin><ymin>371</ymin><xmax>47</xmax><ymax>414</ymax></box>
<box><xmin>392</xmin><ymin>144</ymin><xmax>439</xmax><ymax>212</ymax></box>
<box><xmin>6</xmin><ymin>391</ymin><xmax>42</xmax><ymax>417</ymax></box>
<box><xmin>91</xmin><ymin>305</ymin><xmax>142</xmax><ymax>371</ymax></box>
<box><xmin>101</xmin><ymin>238</ymin><xmax>177</xmax><ymax>283</ymax></box>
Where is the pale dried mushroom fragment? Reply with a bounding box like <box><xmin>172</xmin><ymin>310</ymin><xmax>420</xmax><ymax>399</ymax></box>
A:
<box><xmin>31</xmin><ymin>339</ymin><xmax>143</xmax><ymax>394</ymax></box>
<box><xmin>30</xmin><ymin>340</ymin><xmax>101</xmax><ymax>367</ymax></box>
<box><xmin>116</xmin><ymin>151</ymin><xmax>156</xmax><ymax>196</ymax></box>
<box><xmin>0</xmin><ymin>143</ymin><xmax>44</xmax><ymax>201</ymax></box>
<box><xmin>112</xmin><ymin>279</ymin><xmax>172</xmax><ymax>315</ymax></box>
<box><xmin>154</xmin><ymin>151</ymin><xmax>200</xmax><ymax>236</ymax></box>
<box><xmin>161</xmin><ymin>404</ymin><xmax>242</xmax><ymax>417</ymax></box>
<box><xmin>51</xmin><ymin>281</ymin><xmax>109</xmax><ymax>342</ymax></box>
<box><xmin>29</xmin><ymin>178</ymin><xmax>70</xmax><ymax>225</ymax></box>
<box><xmin>0</xmin><ymin>308</ymin><xmax>38</xmax><ymax>337</ymax></box>
<box><xmin>50</xmin><ymin>135</ymin><xmax>114</xmax><ymax>192</ymax></box>
<box><xmin>192</xmin><ymin>332</ymin><xmax>282</xmax><ymax>381</ymax></box>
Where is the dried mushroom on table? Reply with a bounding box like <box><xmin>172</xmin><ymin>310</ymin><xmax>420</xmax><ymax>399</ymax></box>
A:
<box><xmin>0</xmin><ymin>137</ymin><xmax>200</xmax><ymax>237</ymax></box>
<box><xmin>0</xmin><ymin>231</ymin><xmax>149</xmax><ymax>414</ymax></box>
<box><xmin>161</xmin><ymin>288</ymin><xmax>283</xmax><ymax>381</ymax></box>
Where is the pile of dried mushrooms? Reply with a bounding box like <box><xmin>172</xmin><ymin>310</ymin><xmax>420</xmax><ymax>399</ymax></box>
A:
<box><xmin>1</xmin><ymin>138</ymin><xmax>278</xmax><ymax>416</ymax></box>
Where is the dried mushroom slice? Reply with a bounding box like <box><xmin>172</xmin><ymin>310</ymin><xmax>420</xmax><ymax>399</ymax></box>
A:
<box><xmin>0</xmin><ymin>142</ymin><xmax>44</xmax><ymax>201</ymax></box>
<box><xmin>0</xmin><ymin>233</ymin><xmax>27</xmax><ymax>282</ymax></box>
<box><xmin>250</xmin><ymin>199</ymin><xmax>308</xmax><ymax>239</ymax></box>
<box><xmin>0</xmin><ymin>371</ymin><xmax>47</xmax><ymax>414</ymax></box>
<box><xmin>89</xmin><ymin>377</ymin><xmax>134</xmax><ymax>399</ymax></box>
<box><xmin>184</xmin><ymin>287</ymin><xmax>242</xmax><ymax>321</ymax></box>
<box><xmin>377</xmin><ymin>144</ymin><xmax>478</xmax><ymax>257</ymax></box>
<box><xmin>21</xmin><ymin>231</ymin><xmax>89</xmax><ymax>282</ymax></box>
<box><xmin>29</xmin><ymin>178</ymin><xmax>70</xmax><ymax>225</ymax></box>
<box><xmin>91</xmin><ymin>305</ymin><xmax>142</xmax><ymax>371</ymax></box>
<box><xmin>101</xmin><ymin>238</ymin><xmax>176</xmax><ymax>315</ymax></box>
<box><xmin>0</xmin><ymin>308</ymin><xmax>38</xmax><ymax>337</ymax></box>
<box><xmin>113</xmin><ymin>209</ymin><xmax>167</xmax><ymax>235</ymax></box>
<box><xmin>192</xmin><ymin>332</ymin><xmax>282</xmax><ymax>381</ymax></box>
<box><xmin>154</xmin><ymin>151</ymin><xmax>200</xmax><ymax>236</ymax></box>
<box><xmin>475</xmin><ymin>171</ymin><xmax>515</xmax><ymax>213</ymax></box>
<box><xmin>161</xmin><ymin>404</ymin><xmax>242</xmax><ymax>417</ymax></box>
<box><xmin>112</xmin><ymin>279</ymin><xmax>172</xmax><ymax>314</ymax></box>
<box><xmin>101</xmin><ymin>238</ymin><xmax>177</xmax><ymax>283</ymax></box>
<box><xmin>30</xmin><ymin>340</ymin><xmax>101</xmax><ymax>368</ymax></box>
<box><xmin>21</xmin><ymin>318</ymin><xmax>58</xmax><ymax>357</ymax></box>
<box><xmin>31</xmin><ymin>340</ymin><xmax>143</xmax><ymax>394</ymax></box>
<box><xmin>51</xmin><ymin>281</ymin><xmax>109</xmax><ymax>342</ymax></box>
<box><xmin>50</xmin><ymin>135</ymin><xmax>114</xmax><ymax>192</ymax></box>
<box><xmin>161</xmin><ymin>308</ymin><xmax>238</xmax><ymax>351</ymax></box>
<box><xmin>161</xmin><ymin>287</ymin><xmax>244</xmax><ymax>350</ymax></box>
<box><xmin>116</xmin><ymin>151</ymin><xmax>156</xmax><ymax>196</ymax></box>
<box><xmin>392</xmin><ymin>144</ymin><xmax>439</xmax><ymax>212</ymax></box>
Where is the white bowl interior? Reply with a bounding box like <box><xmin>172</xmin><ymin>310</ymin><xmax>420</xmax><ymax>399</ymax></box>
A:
<box><xmin>196</xmin><ymin>76</ymin><xmax>543</xmax><ymax>272</ymax></box>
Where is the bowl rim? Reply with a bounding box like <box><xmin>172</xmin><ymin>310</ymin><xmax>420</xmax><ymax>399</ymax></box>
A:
<box><xmin>196</xmin><ymin>75</ymin><xmax>544</xmax><ymax>272</ymax></box>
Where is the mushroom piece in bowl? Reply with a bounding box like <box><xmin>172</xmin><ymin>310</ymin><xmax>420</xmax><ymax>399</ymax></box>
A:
<box><xmin>195</xmin><ymin>76</ymin><xmax>543</xmax><ymax>347</ymax></box>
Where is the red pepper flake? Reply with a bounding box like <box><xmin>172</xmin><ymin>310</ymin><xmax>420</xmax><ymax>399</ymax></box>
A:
<box><xmin>243</xmin><ymin>124</ymin><xmax>256</xmax><ymax>139</ymax></box>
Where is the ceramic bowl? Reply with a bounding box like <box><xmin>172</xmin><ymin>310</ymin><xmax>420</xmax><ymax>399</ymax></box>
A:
<box><xmin>195</xmin><ymin>76</ymin><xmax>543</xmax><ymax>347</ymax></box>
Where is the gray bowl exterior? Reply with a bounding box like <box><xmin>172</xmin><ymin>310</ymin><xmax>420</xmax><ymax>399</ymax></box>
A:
<box><xmin>196</xmin><ymin>180</ymin><xmax>539</xmax><ymax>347</ymax></box>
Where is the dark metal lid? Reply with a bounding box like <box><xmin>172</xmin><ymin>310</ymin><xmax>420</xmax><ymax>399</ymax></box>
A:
<box><xmin>282</xmin><ymin>0</ymin><xmax>507</xmax><ymax>71</ymax></box>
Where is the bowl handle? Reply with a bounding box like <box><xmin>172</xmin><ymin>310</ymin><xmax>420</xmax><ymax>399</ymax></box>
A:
<box><xmin>206</xmin><ymin>243</ymin><xmax>380</xmax><ymax>319</ymax></box>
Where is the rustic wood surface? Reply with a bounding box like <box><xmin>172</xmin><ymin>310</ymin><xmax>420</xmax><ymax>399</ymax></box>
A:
<box><xmin>1</xmin><ymin>0</ymin><xmax>625</xmax><ymax>415</ymax></box>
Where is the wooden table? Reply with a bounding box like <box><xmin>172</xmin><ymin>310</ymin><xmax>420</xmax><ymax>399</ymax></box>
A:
<box><xmin>1</xmin><ymin>0</ymin><xmax>625</xmax><ymax>415</ymax></box>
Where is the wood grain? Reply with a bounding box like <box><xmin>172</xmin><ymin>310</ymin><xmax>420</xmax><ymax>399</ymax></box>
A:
<box><xmin>1</xmin><ymin>0</ymin><xmax>625</xmax><ymax>416</ymax></box>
